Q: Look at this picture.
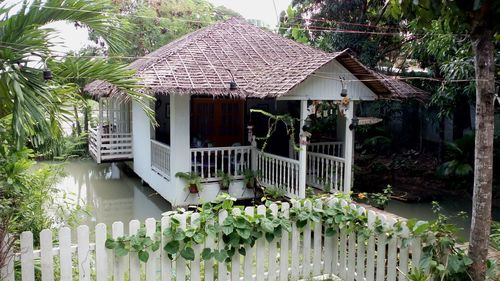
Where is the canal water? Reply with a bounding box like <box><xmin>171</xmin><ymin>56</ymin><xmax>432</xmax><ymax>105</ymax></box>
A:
<box><xmin>386</xmin><ymin>198</ymin><xmax>500</xmax><ymax>240</ymax></box>
<box><xmin>52</xmin><ymin>160</ymin><xmax>498</xmax><ymax>240</ymax></box>
<box><xmin>52</xmin><ymin>159</ymin><xmax>172</xmax><ymax>230</ymax></box>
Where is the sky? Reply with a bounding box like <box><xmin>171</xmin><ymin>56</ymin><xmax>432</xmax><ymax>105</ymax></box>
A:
<box><xmin>45</xmin><ymin>0</ymin><xmax>292</xmax><ymax>53</ymax></box>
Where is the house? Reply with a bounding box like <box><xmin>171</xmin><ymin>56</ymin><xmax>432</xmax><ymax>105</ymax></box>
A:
<box><xmin>85</xmin><ymin>18</ymin><xmax>425</xmax><ymax>207</ymax></box>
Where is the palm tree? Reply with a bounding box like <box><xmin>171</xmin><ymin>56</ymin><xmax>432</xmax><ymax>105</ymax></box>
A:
<box><xmin>0</xmin><ymin>0</ymin><xmax>151</xmax><ymax>149</ymax></box>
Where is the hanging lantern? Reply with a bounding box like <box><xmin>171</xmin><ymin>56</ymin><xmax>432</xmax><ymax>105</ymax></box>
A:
<box><xmin>302</xmin><ymin>116</ymin><xmax>313</xmax><ymax>132</ymax></box>
<box><xmin>43</xmin><ymin>69</ymin><xmax>53</xmax><ymax>80</ymax></box>
<box><xmin>349</xmin><ymin>116</ymin><xmax>359</xmax><ymax>130</ymax></box>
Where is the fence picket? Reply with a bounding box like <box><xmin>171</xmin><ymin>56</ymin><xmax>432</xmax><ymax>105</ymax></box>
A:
<box><xmin>145</xmin><ymin>218</ymin><xmax>157</xmax><ymax>281</ymax></box>
<box><xmin>20</xmin><ymin>231</ymin><xmax>35</xmax><ymax>281</ymax></box>
<box><xmin>323</xmin><ymin>200</ymin><xmax>335</xmax><ymax>275</ymax></box>
<box><xmin>268</xmin><ymin>203</ymin><xmax>279</xmax><ymax>281</ymax></box>
<box><xmin>411</xmin><ymin>237</ymin><xmax>422</xmax><ymax>272</ymax></box>
<box><xmin>243</xmin><ymin>207</ymin><xmax>254</xmax><ymax>281</ymax></box>
<box><xmin>129</xmin><ymin>220</ymin><xmax>141</xmax><ymax>281</ymax></box>
<box><xmin>203</xmin><ymin>215</ymin><xmax>215</xmax><ymax>281</ymax></box>
<box><xmin>375</xmin><ymin>215</ymin><xmax>387</xmax><ymax>281</ymax></box>
<box><xmin>347</xmin><ymin>204</ymin><xmax>357</xmax><ymax>281</ymax></box>
<box><xmin>40</xmin><ymin>229</ymin><xmax>54</xmax><ymax>281</ymax></box>
<box><xmin>256</xmin><ymin>205</ymin><xmax>266</xmax><ymax>281</ymax></box>
<box><xmin>279</xmin><ymin>203</ymin><xmax>290</xmax><ymax>281</ymax></box>
<box><xmin>112</xmin><ymin>221</ymin><xmax>125</xmax><ymax>281</ymax></box>
<box><xmin>95</xmin><ymin>223</ymin><xmax>108</xmax><ymax>281</ymax></box>
<box><xmin>190</xmin><ymin>214</ymin><xmax>202</xmax><ymax>281</ymax></box>
<box><xmin>1</xmin><ymin>234</ymin><xmax>14</xmax><ymax>281</ymax></box>
<box><xmin>175</xmin><ymin>214</ymin><xmax>187</xmax><ymax>281</ymax></box>
<box><xmin>230</xmin><ymin>209</ymin><xmax>241</xmax><ymax>281</ymax></box>
<box><xmin>312</xmin><ymin>200</ymin><xmax>322</xmax><ymax>276</ymax></box>
<box><xmin>59</xmin><ymin>227</ymin><xmax>72</xmax><ymax>281</ymax></box>
<box><xmin>366</xmin><ymin>211</ymin><xmax>376</xmax><ymax>281</ymax></box>
<box><xmin>302</xmin><ymin>200</ymin><xmax>312</xmax><ymax>279</ymax></box>
<box><xmin>77</xmin><ymin>225</ymin><xmax>90</xmax><ymax>281</ymax></box>
<box><xmin>161</xmin><ymin>216</ymin><xmax>173</xmax><ymax>281</ymax></box>
<box><xmin>291</xmin><ymin>201</ymin><xmax>300</xmax><ymax>280</ymax></box>
<box><xmin>218</xmin><ymin>210</ymin><xmax>229</xmax><ymax>281</ymax></box>
<box><xmin>398</xmin><ymin>224</ymin><xmax>410</xmax><ymax>281</ymax></box>
<box><xmin>355</xmin><ymin>207</ymin><xmax>367</xmax><ymax>281</ymax></box>
<box><xmin>386</xmin><ymin>218</ymin><xmax>398</xmax><ymax>281</ymax></box>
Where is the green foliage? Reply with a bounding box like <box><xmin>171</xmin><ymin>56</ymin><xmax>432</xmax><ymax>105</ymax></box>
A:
<box><xmin>250</xmin><ymin>109</ymin><xmax>299</xmax><ymax>153</ymax></box>
<box><xmin>0</xmin><ymin>0</ymin><xmax>131</xmax><ymax>148</ymax></box>
<box><xmin>490</xmin><ymin>221</ymin><xmax>500</xmax><ymax>251</ymax></box>
<box><xmin>33</xmin><ymin>133</ymin><xmax>89</xmax><ymax>160</ymax></box>
<box><xmin>437</xmin><ymin>133</ymin><xmax>474</xmax><ymax>179</ymax></box>
<box><xmin>280</xmin><ymin>0</ymin><xmax>405</xmax><ymax>67</ymax></box>
<box><xmin>242</xmin><ymin>169</ymin><xmax>258</xmax><ymax>188</ymax></box>
<box><xmin>104</xmin><ymin>193</ymin><xmax>473</xmax><ymax>280</ymax></box>
<box><xmin>106</xmin><ymin>0</ymin><xmax>240</xmax><ymax>58</ymax></box>
<box><xmin>216</xmin><ymin>171</ymin><xmax>233</xmax><ymax>190</ymax></box>
<box><xmin>0</xmin><ymin>142</ymin><xmax>87</xmax><ymax>241</ymax></box>
<box><xmin>175</xmin><ymin>171</ymin><xmax>203</xmax><ymax>192</ymax></box>
<box><xmin>262</xmin><ymin>186</ymin><xmax>287</xmax><ymax>201</ymax></box>
<box><xmin>357</xmin><ymin>185</ymin><xmax>392</xmax><ymax>210</ymax></box>
<box><xmin>105</xmin><ymin>227</ymin><xmax>161</xmax><ymax>262</ymax></box>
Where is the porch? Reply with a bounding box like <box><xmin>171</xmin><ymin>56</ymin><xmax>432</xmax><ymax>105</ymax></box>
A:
<box><xmin>88</xmin><ymin>97</ymin><xmax>133</xmax><ymax>163</ymax></box>
<box><xmin>149</xmin><ymin>139</ymin><xmax>348</xmax><ymax>197</ymax></box>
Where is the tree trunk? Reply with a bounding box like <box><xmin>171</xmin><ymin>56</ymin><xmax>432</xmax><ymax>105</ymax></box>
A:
<box><xmin>468</xmin><ymin>25</ymin><xmax>495</xmax><ymax>281</ymax></box>
<box><xmin>73</xmin><ymin>105</ymin><xmax>81</xmax><ymax>136</ymax></box>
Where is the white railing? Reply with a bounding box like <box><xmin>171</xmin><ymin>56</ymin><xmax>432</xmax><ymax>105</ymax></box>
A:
<box><xmin>308</xmin><ymin>141</ymin><xmax>344</xmax><ymax>157</ymax></box>
<box><xmin>88</xmin><ymin>127</ymin><xmax>133</xmax><ymax>163</ymax></box>
<box><xmin>191</xmin><ymin>146</ymin><xmax>252</xmax><ymax>182</ymax></box>
<box><xmin>1</xmin><ymin>198</ymin><xmax>424</xmax><ymax>281</ymax></box>
<box><xmin>256</xmin><ymin>150</ymin><xmax>300</xmax><ymax>198</ymax></box>
<box><xmin>307</xmin><ymin>152</ymin><xmax>346</xmax><ymax>193</ymax></box>
<box><xmin>151</xmin><ymin>140</ymin><xmax>171</xmax><ymax>179</ymax></box>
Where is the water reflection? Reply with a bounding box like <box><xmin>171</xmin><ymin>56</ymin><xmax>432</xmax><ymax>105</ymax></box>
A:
<box><xmin>53</xmin><ymin>160</ymin><xmax>172</xmax><ymax>229</ymax></box>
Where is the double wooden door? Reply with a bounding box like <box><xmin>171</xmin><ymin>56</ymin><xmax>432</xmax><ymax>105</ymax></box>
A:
<box><xmin>190</xmin><ymin>98</ymin><xmax>245</xmax><ymax>147</ymax></box>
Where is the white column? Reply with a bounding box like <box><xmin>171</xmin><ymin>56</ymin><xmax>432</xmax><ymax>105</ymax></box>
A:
<box><xmin>298</xmin><ymin>100</ymin><xmax>308</xmax><ymax>198</ymax></box>
<box><xmin>343</xmin><ymin>101</ymin><xmax>354</xmax><ymax>193</ymax></box>
<box><xmin>169</xmin><ymin>94</ymin><xmax>191</xmax><ymax>205</ymax></box>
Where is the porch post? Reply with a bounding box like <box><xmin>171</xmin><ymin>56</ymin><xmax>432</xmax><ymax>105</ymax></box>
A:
<box><xmin>343</xmin><ymin>101</ymin><xmax>354</xmax><ymax>193</ymax></box>
<box><xmin>169</xmin><ymin>94</ymin><xmax>191</xmax><ymax>203</ymax></box>
<box><xmin>298</xmin><ymin>100</ymin><xmax>308</xmax><ymax>198</ymax></box>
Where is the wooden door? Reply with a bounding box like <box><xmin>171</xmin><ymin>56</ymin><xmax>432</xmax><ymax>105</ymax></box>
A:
<box><xmin>191</xmin><ymin>98</ymin><xmax>245</xmax><ymax>147</ymax></box>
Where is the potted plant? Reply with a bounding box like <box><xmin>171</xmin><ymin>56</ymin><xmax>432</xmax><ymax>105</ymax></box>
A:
<box><xmin>243</xmin><ymin>169</ymin><xmax>257</xmax><ymax>189</ymax></box>
<box><xmin>217</xmin><ymin>171</ymin><xmax>233</xmax><ymax>191</ymax></box>
<box><xmin>175</xmin><ymin>171</ymin><xmax>203</xmax><ymax>194</ymax></box>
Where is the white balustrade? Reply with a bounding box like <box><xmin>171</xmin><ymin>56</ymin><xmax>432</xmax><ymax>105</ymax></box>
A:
<box><xmin>3</xmin><ymin>198</ymin><xmax>423</xmax><ymax>281</ymax></box>
<box><xmin>191</xmin><ymin>146</ymin><xmax>252</xmax><ymax>182</ymax></box>
<box><xmin>88</xmin><ymin>127</ymin><xmax>133</xmax><ymax>163</ymax></box>
<box><xmin>308</xmin><ymin>141</ymin><xmax>344</xmax><ymax>157</ymax></box>
<box><xmin>151</xmin><ymin>140</ymin><xmax>171</xmax><ymax>179</ymax></box>
<box><xmin>306</xmin><ymin>152</ymin><xmax>346</xmax><ymax>193</ymax></box>
<box><xmin>255</xmin><ymin>150</ymin><xmax>300</xmax><ymax>198</ymax></box>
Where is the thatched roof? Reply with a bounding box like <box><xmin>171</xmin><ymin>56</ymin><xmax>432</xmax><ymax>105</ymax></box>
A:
<box><xmin>85</xmin><ymin>17</ymin><xmax>426</xmax><ymax>100</ymax></box>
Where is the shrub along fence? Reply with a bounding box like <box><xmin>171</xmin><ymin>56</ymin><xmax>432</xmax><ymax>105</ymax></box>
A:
<box><xmin>1</xmin><ymin>196</ymin><xmax>457</xmax><ymax>281</ymax></box>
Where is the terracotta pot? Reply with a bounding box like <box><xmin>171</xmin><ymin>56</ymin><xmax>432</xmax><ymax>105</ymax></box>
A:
<box><xmin>188</xmin><ymin>184</ymin><xmax>199</xmax><ymax>194</ymax></box>
<box><xmin>220</xmin><ymin>184</ymin><xmax>229</xmax><ymax>191</ymax></box>
<box><xmin>246</xmin><ymin>179</ymin><xmax>255</xmax><ymax>189</ymax></box>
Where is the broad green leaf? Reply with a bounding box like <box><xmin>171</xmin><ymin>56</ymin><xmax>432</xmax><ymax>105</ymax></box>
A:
<box><xmin>138</xmin><ymin>250</ymin><xmax>149</xmax><ymax>262</ymax></box>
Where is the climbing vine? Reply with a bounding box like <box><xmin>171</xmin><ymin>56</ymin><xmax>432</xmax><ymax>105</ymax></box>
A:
<box><xmin>105</xmin><ymin>194</ymin><xmax>474</xmax><ymax>279</ymax></box>
<box><xmin>249</xmin><ymin>109</ymin><xmax>299</xmax><ymax>152</ymax></box>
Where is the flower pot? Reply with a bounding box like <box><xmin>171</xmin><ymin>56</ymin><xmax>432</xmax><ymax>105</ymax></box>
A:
<box><xmin>246</xmin><ymin>179</ymin><xmax>255</xmax><ymax>189</ymax></box>
<box><xmin>188</xmin><ymin>184</ymin><xmax>199</xmax><ymax>194</ymax></box>
<box><xmin>220</xmin><ymin>184</ymin><xmax>229</xmax><ymax>191</ymax></box>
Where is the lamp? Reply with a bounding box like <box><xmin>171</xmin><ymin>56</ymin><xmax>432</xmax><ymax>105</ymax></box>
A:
<box><xmin>43</xmin><ymin>57</ymin><xmax>52</xmax><ymax>80</ymax></box>
<box><xmin>349</xmin><ymin>116</ymin><xmax>359</xmax><ymax>130</ymax></box>
<box><xmin>340</xmin><ymin>76</ymin><xmax>347</xmax><ymax>97</ymax></box>
<box><xmin>226</xmin><ymin>69</ymin><xmax>237</xmax><ymax>90</ymax></box>
<box><xmin>302</xmin><ymin>116</ymin><xmax>312</xmax><ymax>132</ymax></box>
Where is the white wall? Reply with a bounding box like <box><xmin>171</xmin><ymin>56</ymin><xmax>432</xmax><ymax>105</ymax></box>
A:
<box><xmin>279</xmin><ymin>60</ymin><xmax>378</xmax><ymax>101</ymax></box>
<box><xmin>131</xmin><ymin>100</ymin><xmax>176</xmax><ymax>203</ymax></box>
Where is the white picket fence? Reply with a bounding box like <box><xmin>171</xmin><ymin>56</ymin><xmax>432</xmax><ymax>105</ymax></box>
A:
<box><xmin>1</xmin><ymin>198</ymin><xmax>423</xmax><ymax>281</ymax></box>
<box><xmin>255</xmin><ymin>150</ymin><xmax>300</xmax><ymax>198</ymax></box>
